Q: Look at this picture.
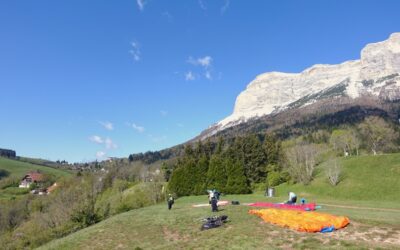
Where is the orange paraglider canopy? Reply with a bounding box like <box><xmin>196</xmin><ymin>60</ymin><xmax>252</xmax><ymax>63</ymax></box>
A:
<box><xmin>249</xmin><ymin>208</ymin><xmax>349</xmax><ymax>233</ymax></box>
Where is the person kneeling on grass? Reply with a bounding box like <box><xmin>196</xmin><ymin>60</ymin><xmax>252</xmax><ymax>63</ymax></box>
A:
<box><xmin>286</xmin><ymin>192</ymin><xmax>297</xmax><ymax>205</ymax></box>
<box><xmin>167</xmin><ymin>194</ymin><xmax>174</xmax><ymax>210</ymax></box>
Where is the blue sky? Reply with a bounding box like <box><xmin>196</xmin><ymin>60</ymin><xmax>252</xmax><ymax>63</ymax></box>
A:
<box><xmin>1</xmin><ymin>0</ymin><xmax>399</xmax><ymax>162</ymax></box>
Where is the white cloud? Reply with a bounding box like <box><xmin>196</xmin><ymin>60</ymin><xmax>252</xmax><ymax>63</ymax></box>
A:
<box><xmin>136</xmin><ymin>0</ymin><xmax>146</xmax><ymax>11</ymax></box>
<box><xmin>96</xmin><ymin>151</ymin><xmax>106</xmax><ymax>159</ymax></box>
<box><xmin>105</xmin><ymin>138</ymin><xmax>117</xmax><ymax>149</ymax></box>
<box><xmin>160</xmin><ymin>110</ymin><xmax>168</xmax><ymax>117</ymax></box>
<box><xmin>99</xmin><ymin>121</ymin><xmax>114</xmax><ymax>131</ymax></box>
<box><xmin>187</xmin><ymin>56</ymin><xmax>214</xmax><ymax>81</ymax></box>
<box><xmin>185</xmin><ymin>71</ymin><xmax>195</xmax><ymax>81</ymax></box>
<box><xmin>221</xmin><ymin>0</ymin><xmax>230</xmax><ymax>14</ymax></box>
<box><xmin>188</xmin><ymin>56</ymin><xmax>213</xmax><ymax>68</ymax></box>
<box><xmin>197</xmin><ymin>56</ymin><xmax>212</xmax><ymax>68</ymax></box>
<box><xmin>177</xmin><ymin>123</ymin><xmax>184</xmax><ymax>128</ymax></box>
<box><xmin>129</xmin><ymin>41</ymin><xmax>141</xmax><ymax>61</ymax></box>
<box><xmin>132</xmin><ymin>123</ymin><xmax>145</xmax><ymax>133</ymax></box>
<box><xmin>89</xmin><ymin>135</ymin><xmax>103</xmax><ymax>144</ymax></box>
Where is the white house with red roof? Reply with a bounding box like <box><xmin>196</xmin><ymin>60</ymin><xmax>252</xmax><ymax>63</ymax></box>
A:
<box><xmin>19</xmin><ymin>172</ymin><xmax>44</xmax><ymax>188</ymax></box>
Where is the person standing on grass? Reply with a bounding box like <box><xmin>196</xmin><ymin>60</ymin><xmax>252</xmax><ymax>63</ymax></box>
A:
<box><xmin>208</xmin><ymin>189</ymin><xmax>215</xmax><ymax>204</ymax></box>
<box><xmin>167</xmin><ymin>194</ymin><xmax>174</xmax><ymax>210</ymax></box>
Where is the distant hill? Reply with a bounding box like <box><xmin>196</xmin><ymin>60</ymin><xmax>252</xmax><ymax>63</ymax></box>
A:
<box><xmin>0</xmin><ymin>157</ymin><xmax>72</xmax><ymax>179</ymax></box>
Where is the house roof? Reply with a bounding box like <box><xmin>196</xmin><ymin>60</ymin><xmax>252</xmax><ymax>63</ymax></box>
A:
<box><xmin>25</xmin><ymin>172</ymin><xmax>44</xmax><ymax>182</ymax></box>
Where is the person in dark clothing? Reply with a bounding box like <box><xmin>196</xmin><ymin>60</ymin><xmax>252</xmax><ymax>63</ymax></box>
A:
<box><xmin>214</xmin><ymin>190</ymin><xmax>220</xmax><ymax>201</ymax></box>
<box><xmin>211</xmin><ymin>197</ymin><xmax>218</xmax><ymax>212</ymax></box>
<box><xmin>286</xmin><ymin>192</ymin><xmax>297</xmax><ymax>205</ymax></box>
<box><xmin>167</xmin><ymin>194</ymin><xmax>174</xmax><ymax>210</ymax></box>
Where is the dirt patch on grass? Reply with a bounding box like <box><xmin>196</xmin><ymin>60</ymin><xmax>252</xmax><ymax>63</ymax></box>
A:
<box><xmin>319</xmin><ymin>222</ymin><xmax>400</xmax><ymax>248</ymax></box>
<box><xmin>162</xmin><ymin>227</ymin><xmax>190</xmax><ymax>242</ymax></box>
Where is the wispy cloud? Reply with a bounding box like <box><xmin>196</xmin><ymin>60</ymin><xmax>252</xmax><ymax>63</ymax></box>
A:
<box><xmin>99</xmin><ymin>121</ymin><xmax>114</xmax><ymax>131</ymax></box>
<box><xmin>129</xmin><ymin>41</ymin><xmax>141</xmax><ymax>61</ymax></box>
<box><xmin>96</xmin><ymin>151</ymin><xmax>106</xmax><ymax>159</ymax></box>
<box><xmin>205</xmin><ymin>70</ymin><xmax>212</xmax><ymax>80</ymax></box>
<box><xmin>177</xmin><ymin>123</ymin><xmax>184</xmax><ymax>128</ymax></box>
<box><xmin>105</xmin><ymin>138</ymin><xmax>117</xmax><ymax>149</ymax></box>
<box><xmin>198</xmin><ymin>56</ymin><xmax>212</xmax><ymax>68</ymax></box>
<box><xmin>160</xmin><ymin>110</ymin><xmax>168</xmax><ymax>117</ymax></box>
<box><xmin>198</xmin><ymin>0</ymin><xmax>207</xmax><ymax>10</ymax></box>
<box><xmin>132</xmin><ymin>123</ymin><xmax>145</xmax><ymax>133</ymax></box>
<box><xmin>187</xmin><ymin>56</ymin><xmax>214</xmax><ymax>80</ymax></box>
<box><xmin>221</xmin><ymin>0</ymin><xmax>230</xmax><ymax>14</ymax></box>
<box><xmin>89</xmin><ymin>135</ymin><xmax>103</xmax><ymax>144</ymax></box>
<box><xmin>185</xmin><ymin>71</ymin><xmax>195</xmax><ymax>81</ymax></box>
<box><xmin>188</xmin><ymin>56</ymin><xmax>213</xmax><ymax>68</ymax></box>
<box><xmin>136</xmin><ymin>0</ymin><xmax>147</xmax><ymax>11</ymax></box>
<box><xmin>162</xmin><ymin>11</ymin><xmax>173</xmax><ymax>22</ymax></box>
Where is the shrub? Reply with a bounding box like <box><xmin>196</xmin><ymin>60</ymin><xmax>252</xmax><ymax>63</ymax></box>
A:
<box><xmin>326</xmin><ymin>158</ymin><xmax>342</xmax><ymax>186</ymax></box>
<box><xmin>3</xmin><ymin>187</ymin><xmax>29</xmax><ymax>195</ymax></box>
<box><xmin>267</xmin><ymin>171</ymin><xmax>282</xmax><ymax>187</ymax></box>
<box><xmin>0</xmin><ymin>169</ymin><xmax>10</xmax><ymax>180</ymax></box>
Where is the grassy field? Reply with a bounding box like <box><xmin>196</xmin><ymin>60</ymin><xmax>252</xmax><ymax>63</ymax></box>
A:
<box><xmin>38</xmin><ymin>194</ymin><xmax>400</xmax><ymax>250</ymax></box>
<box><xmin>0</xmin><ymin>157</ymin><xmax>71</xmax><ymax>178</ymax></box>
<box><xmin>39</xmin><ymin>154</ymin><xmax>400</xmax><ymax>250</ymax></box>
<box><xmin>274</xmin><ymin>153</ymin><xmax>400</xmax><ymax>203</ymax></box>
<box><xmin>0</xmin><ymin>157</ymin><xmax>72</xmax><ymax>200</ymax></box>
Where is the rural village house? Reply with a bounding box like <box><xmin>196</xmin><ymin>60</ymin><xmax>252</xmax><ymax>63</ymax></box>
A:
<box><xmin>19</xmin><ymin>171</ymin><xmax>44</xmax><ymax>188</ymax></box>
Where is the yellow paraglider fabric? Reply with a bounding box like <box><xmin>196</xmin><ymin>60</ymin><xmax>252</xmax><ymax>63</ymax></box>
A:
<box><xmin>249</xmin><ymin>208</ymin><xmax>350</xmax><ymax>232</ymax></box>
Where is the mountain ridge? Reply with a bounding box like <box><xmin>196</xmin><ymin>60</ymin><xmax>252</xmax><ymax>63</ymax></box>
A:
<box><xmin>207</xmin><ymin>32</ymin><xmax>400</xmax><ymax>138</ymax></box>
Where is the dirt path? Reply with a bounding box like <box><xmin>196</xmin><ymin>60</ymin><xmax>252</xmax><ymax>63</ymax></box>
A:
<box><xmin>320</xmin><ymin>203</ymin><xmax>400</xmax><ymax>212</ymax></box>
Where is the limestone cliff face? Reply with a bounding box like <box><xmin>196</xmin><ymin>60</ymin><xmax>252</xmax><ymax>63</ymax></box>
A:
<box><xmin>217</xmin><ymin>33</ymin><xmax>400</xmax><ymax>129</ymax></box>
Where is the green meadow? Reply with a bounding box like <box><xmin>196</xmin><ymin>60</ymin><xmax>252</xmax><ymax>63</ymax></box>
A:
<box><xmin>0</xmin><ymin>157</ymin><xmax>71</xmax><ymax>200</ymax></box>
<box><xmin>39</xmin><ymin>154</ymin><xmax>400</xmax><ymax>249</ymax></box>
<box><xmin>0</xmin><ymin>157</ymin><xmax>71</xmax><ymax>178</ymax></box>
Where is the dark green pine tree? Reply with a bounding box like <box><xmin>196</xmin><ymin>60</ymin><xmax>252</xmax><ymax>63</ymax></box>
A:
<box><xmin>168</xmin><ymin>156</ymin><xmax>197</xmax><ymax>196</ymax></box>
<box><xmin>192</xmin><ymin>155</ymin><xmax>209</xmax><ymax>195</ymax></box>
<box><xmin>206</xmin><ymin>154</ymin><xmax>227</xmax><ymax>192</ymax></box>
<box><xmin>233</xmin><ymin>134</ymin><xmax>267</xmax><ymax>184</ymax></box>
<box><xmin>168</xmin><ymin>166</ymin><xmax>187</xmax><ymax>196</ymax></box>
<box><xmin>225</xmin><ymin>159</ymin><xmax>250</xmax><ymax>194</ymax></box>
<box><xmin>263</xmin><ymin>133</ymin><xmax>280</xmax><ymax>165</ymax></box>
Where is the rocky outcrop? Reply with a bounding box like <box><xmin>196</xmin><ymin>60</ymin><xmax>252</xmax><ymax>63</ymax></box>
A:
<box><xmin>217</xmin><ymin>33</ymin><xmax>400</xmax><ymax>130</ymax></box>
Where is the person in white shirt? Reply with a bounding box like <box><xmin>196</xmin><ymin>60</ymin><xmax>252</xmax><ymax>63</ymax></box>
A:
<box><xmin>287</xmin><ymin>192</ymin><xmax>297</xmax><ymax>205</ymax></box>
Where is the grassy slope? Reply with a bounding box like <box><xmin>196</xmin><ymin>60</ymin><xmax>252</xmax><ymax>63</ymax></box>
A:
<box><xmin>0</xmin><ymin>157</ymin><xmax>71</xmax><ymax>200</ymax></box>
<box><xmin>275</xmin><ymin>153</ymin><xmax>400</xmax><ymax>206</ymax></box>
<box><xmin>0</xmin><ymin>157</ymin><xmax>71</xmax><ymax>178</ymax></box>
<box><xmin>40</xmin><ymin>154</ymin><xmax>400</xmax><ymax>250</ymax></box>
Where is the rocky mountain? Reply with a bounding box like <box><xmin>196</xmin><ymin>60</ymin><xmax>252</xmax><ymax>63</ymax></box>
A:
<box><xmin>130</xmin><ymin>33</ymin><xmax>400</xmax><ymax>164</ymax></box>
<box><xmin>199</xmin><ymin>32</ymin><xmax>400</xmax><ymax>139</ymax></box>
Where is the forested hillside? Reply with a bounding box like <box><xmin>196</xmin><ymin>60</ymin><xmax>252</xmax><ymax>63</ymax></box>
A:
<box><xmin>167</xmin><ymin>115</ymin><xmax>400</xmax><ymax>196</ymax></box>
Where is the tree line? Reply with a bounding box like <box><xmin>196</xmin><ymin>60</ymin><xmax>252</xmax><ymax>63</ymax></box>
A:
<box><xmin>168</xmin><ymin>134</ymin><xmax>284</xmax><ymax>196</ymax></box>
<box><xmin>168</xmin><ymin>116</ymin><xmax>400</xmax><ymax>195</ymax></box>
